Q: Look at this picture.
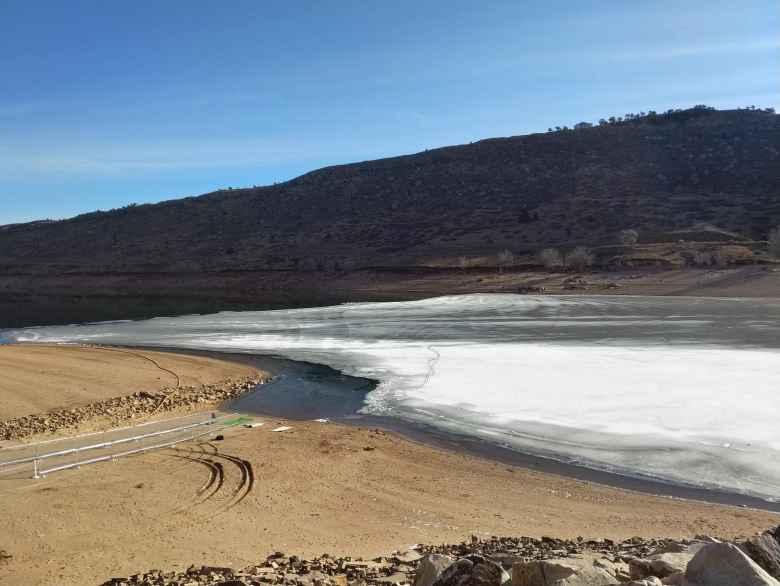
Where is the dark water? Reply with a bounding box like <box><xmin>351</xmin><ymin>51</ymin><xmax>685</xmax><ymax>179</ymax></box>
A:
<box><xmin>229</xmin><ymin>358</ymin><xmax>376</xmax><ymax>419</ymax></box>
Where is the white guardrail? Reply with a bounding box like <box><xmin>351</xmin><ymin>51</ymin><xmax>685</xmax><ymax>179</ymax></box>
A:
<box><xmin>0</xmin><ymin>412</ymin><xmax>243</xmax><ymax>479</ymax></box>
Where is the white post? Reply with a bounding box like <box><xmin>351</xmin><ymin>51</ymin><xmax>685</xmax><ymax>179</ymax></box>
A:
<box><xmin>33</xmin><ymin>458</ymin><xmax>40</xmax><ymax>479</ymax></box>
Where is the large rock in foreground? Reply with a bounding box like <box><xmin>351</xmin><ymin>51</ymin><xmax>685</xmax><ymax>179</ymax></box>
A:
<box><xmin>431</xmin><ymin>555</ymin><xmax>504</xmax><ymax>586</ymax></box>
<box><xmin>685</xmin><ymin>543</ymin><xmax>780</xmax><ymax>586</ymax></box>
<box><xmin>626</xmin><ymin>540</ymin><xmax>710</xmax><ymax>581</ymax></box>
<box><xmin>415</xmin><ymin>554</ymin><xmax>454</xmax><ymax>586</ymax></box>
<box><xmin>743</xmin><ymin>527</ymin><xmax>780</xmax><ymax>580</ymax></box>
<box><xmin>512</xmin><ymin>553</ymin><xmax>622</xmax><ymax>585</ymax></box>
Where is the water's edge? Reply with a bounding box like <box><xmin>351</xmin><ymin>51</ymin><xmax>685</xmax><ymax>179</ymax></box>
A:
<box><xmin>136</xmin><ymin>344</ymin><xmax>780</xmax><ymax>513</ymax></box>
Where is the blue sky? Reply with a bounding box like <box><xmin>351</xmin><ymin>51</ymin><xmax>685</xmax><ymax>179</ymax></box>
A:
<box><xmin>1</xmin><ymin>0</ymin><xmax>778</xmax><ymax>225</ymax></box>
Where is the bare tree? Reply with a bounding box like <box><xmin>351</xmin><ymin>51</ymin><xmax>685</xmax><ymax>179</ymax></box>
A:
<box><xmin>497</xmin><ymin>249</ymin><xmax>515</xmax><ymax>272</ymax></box>
<box><xmin>692</xmin><ymin>251</ymin><xmax>714</xmax><ymax>267</ymax></box>
<box><xmin>769</xmin><ymin>226</ymin><xmax>780</xmax><ymax>258</ymax></box>
<box><xmin>619</xmin><ymin>229</ymin><xmax>639</xmax><ymax>245</ymax></box>
<box><xmin>565</xmin><ymin>246</ymin><xmax>594</xmax><ymax>271</ymax></box>
<box><xmin>539</xmin><ymin>248</ymin><xmax>563</xmax><ymax>269</ymax></box>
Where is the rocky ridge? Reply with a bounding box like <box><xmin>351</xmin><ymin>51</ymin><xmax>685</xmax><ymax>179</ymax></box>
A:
<box><xmin>1</xmin><ymin>107</ymin><xmax>779</xmax><ymax>328</ymax></box>
<box><xmin>0</xmin><ymin>375</ymin><xmax>266</xmax><ymax>441</ymax></box>
<box><xmin>100</xmin><ymin>527</ymin><xmax>780</xmax><ymax>586</ymax></box>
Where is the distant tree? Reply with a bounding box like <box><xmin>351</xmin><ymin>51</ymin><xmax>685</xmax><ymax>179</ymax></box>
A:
<box><xmin>692</xmin><ymin>251</ymin><xmax>714</xmax><ymax>267</ymax></box>
<box><xmin>459</xmin><ymin>256</ymin><xmax>470</xmax><ymax>270</ymax></box>
<box><xmin>619</xmin><ymin>229</ymin><xmax>639</xmax><ymax>245</ymax></box>
<box><xmin>497</xmin><ymin>249</ymin><xmax>515</xmax><ymax>272</ymax></box>
<box><xmin>565</xmin><ymin>246</ymin><xmax>594</xmax><ymax>271</ymax></box>
<box><xmin>539</xmin><ymin>248</ymin><xmax>563</xmax><ymax>269</ymax></box>
<box><xmin>769</xmin><ymin>226</ymin><xmax>780</xmax><ymax>258</ymax></box>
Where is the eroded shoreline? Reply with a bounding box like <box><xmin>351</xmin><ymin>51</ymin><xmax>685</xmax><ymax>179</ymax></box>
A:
<box><xmin>129</xmin><ymin>344</ymin><xmax>780</xmax><ymax>513</ymax></box>
<box><xmin>0</xmin><ymin>343</ymin><xmax>267</xmax><ymax>442</ymax></box>
<box><xmin>1</xmin><ymin>342</ymin><xmax>779</xmax><ymax>585</ymax></box>
<box><xmin>2</xmin><ymin>341</ymin><xmax>779</xmax><ymax>512</ymax></box>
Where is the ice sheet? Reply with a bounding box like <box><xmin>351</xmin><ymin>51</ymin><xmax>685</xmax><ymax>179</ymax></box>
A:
<box><xmin>6</xmin><ymin>294</ymin><xmax>780</xmax><ymax>500</ymax></box>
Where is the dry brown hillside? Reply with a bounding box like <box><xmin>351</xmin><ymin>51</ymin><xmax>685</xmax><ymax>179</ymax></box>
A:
<box><xmin>1</xmin><ymin>106</ymin><xmax>779</xmax><ymax>326</ymax></box>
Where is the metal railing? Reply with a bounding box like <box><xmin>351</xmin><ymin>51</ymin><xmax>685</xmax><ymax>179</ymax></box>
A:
<box><xmin>0</xmin><ymin>411</ymin><xmax>208</xmax><ymax>454</ymax></box>
<box><xmin>0</xmin><ymin>412</ymin><xmax>248</xmax><ymax>479</ymax></box>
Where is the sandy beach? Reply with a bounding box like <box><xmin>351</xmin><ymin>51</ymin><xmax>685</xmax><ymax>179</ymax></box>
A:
<box><xmin>0</xmin><ymin>344</ymin><xmax>778</xmax><ymax>585</ymax></box>
<box><xmin>0</xmin><ymin>344</ymin><xmax>260</xmax><ymax>422</ymax></box>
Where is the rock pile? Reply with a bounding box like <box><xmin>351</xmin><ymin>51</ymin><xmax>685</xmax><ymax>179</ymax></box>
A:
<box><xmin>562</xmin><ymin>276</ymin><xmax>589</xmax><ymax>290</ymax></box>
<box><xmin>102</xmin><ymin>550</ymin><xmax>425</xmax><ymax>586</ymax></box>
<box><xmin>99</xmin><ymin>527</ymin><xmax>780</xmax><ymax>586</ymax></box>
<box><xmin>0</xmin><ymin>375</ymin><xmax>265</xmax><ymax>441</ymax></box>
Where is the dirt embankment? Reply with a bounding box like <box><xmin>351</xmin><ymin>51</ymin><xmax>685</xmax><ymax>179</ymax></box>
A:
<box><xmin>1</xmin><ymin>419</ymin><xmax>777</xmax><ymax>586</ymax></box>
<box><xmin>0</xmin><ymin>344</ymin><xmax>267</xmax><ymax>441</ymax></box>
<box><xmin>2</xmin><ymin>265</ymin><xmax>779</xmax><ymax>329</ymax></box>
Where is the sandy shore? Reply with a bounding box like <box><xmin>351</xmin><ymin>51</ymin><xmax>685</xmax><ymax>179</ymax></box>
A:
<box><xmin>0</xmin><ymin>344</ymin><xmax>778</xmax><ymax>585</ymax></box>
<box><xmin>0</xmin><ymin>344</ymin><xmax>260</xmax><ymax>422</ymax></box>
<box><xmin>1</xmin><ymin>417</ymin><xmax>778</xmax><ymax>585</ymax></box>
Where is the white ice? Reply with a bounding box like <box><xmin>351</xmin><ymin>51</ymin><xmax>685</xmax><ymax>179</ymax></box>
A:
<box><xmin>6</xmin><ymin>294</ymin><xmax>780</xmax><ymax>500</ymax></box>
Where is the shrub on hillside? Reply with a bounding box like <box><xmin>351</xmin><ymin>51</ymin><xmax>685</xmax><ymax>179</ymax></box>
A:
<box><xmin>619</xmin><ymin>229</ymin><xmax>639</xmax><ymax>245</ymax></box>
<box><xmin>539</xmin><ymin>248</ymin><xmax>563</xmax><ymax>269</ymax></box>
<box><xmin>769</xmin><ymin>226</ymin><xmax>780</xmax><ymax>259</ymax></box>
<box><xmin>497</xmin><ymin>249</ymin><xmax>515</xmax><ymax>271</ymax></box>
<box><xmin>565</xmin><ymin>247</ymin><xmax>594</xmax><ymax>271</ymax></box>
<box><xmin>692</xmin><ymin>251</ymin><xmax>714</xmax><ymax>267</ymax></box>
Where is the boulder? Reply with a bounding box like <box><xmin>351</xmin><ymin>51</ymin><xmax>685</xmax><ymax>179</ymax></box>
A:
<box><xmin>743</xmin><ymin>531</ymin><xmax>780</xmax><ymax>579</ymax></box>
<box><xmin>415</xmin><ymin>555</ymin><xmax>454</xmax><ymax>586</ymax></box>
<box><xmin>628</xmin><ymin>542</ymin><xmax>709</xmax><ymax>580</ymax></box>
<box><xmin>685</xmin><ymin>543</ymin><xmax>780</xmax><ymax>586</ymax></box>
<box><xmin>512</xmin><ymin>554</ymin><xmax>618</xmax><ymax>586</ymax></box>
<box><xmin>629</xmin><ymin>552</ymin><xmax>693</xmax><ymax>579</ymax></box>
<box><xmin>431</xmin><ymin>555</ymin><xmax>503</xmax><ymax>586</ymax></box>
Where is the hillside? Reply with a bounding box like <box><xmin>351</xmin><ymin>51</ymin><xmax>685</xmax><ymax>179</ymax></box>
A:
<box><xmin>1</xmin><ymin>107</ymin><xmax>779</xmax><ymax>326</ymax></box>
